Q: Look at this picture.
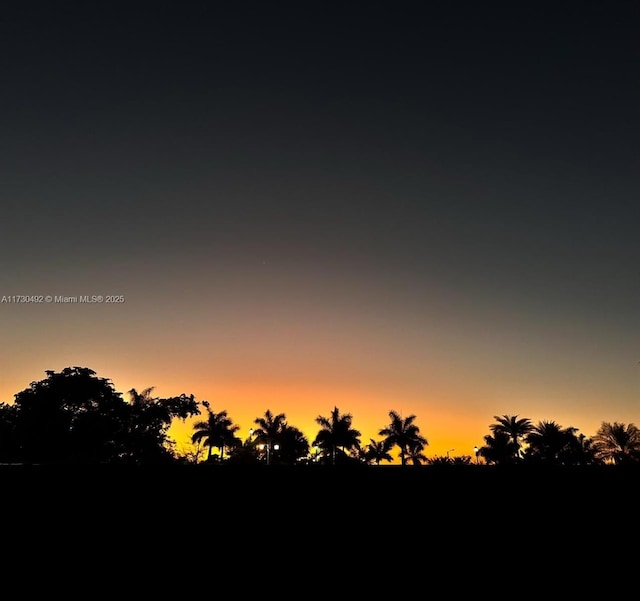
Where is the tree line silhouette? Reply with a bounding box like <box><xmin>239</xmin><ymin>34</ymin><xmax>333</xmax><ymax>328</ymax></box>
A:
<box><xmin>1</xmin><ymin>366</ymin><xmax>638</xmax><ymax>467</ymax></box>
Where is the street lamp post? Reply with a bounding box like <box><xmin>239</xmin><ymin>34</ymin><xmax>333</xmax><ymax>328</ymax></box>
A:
<box><xmin>474</xmin><ymin>445</ymin><xmax>479</xmax><ymax>464</ymax></box>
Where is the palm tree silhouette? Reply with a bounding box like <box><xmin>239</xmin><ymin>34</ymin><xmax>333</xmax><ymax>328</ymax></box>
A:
<box><xmin>364</xmin><ymin>439</ymin><xmax>393</xmax><ymax>465</ymax></box>
<box><xmin>127</xmin><ymin>387</ymin><xmax>156</xmax><ymax>406</ymax></box>
<box><xmin>489</xmin><ymin>414</ymin><xmax>533</xmax><ymax>462</ymax></box>
<box><xmin>276</xmin><ymin>423</ymin><xmax>310</xmax><ymax>464</ymax></box>
<box><xmin>404</xmin><ymin>443</ymin><xmax>427</xmax><ymax>466</ymax></box>
<box><xmin>592</xmin><ymin>421</ymin><xmax>640</xmax><ymax>465</ymax></box>
<box><xmin>379</xmin><ymin>410</ymin><xmax>428</xmax><ymax>466</ymax></box>
<box><xmin>313</xmin><ymin>406</ymin><xmax>361</xmax><ymax>465</ymax></box>
<box><xmin>191</xmin><ymin>402</ymin><xmax>240</xmax><ymax>462</ymax></box>
<box><xmin>250</xmin><ymin>410</ymin><xmax>309</xmax><ymax>464</ymax></box>
<box><xmin>253</xmin><ymin>409</ymin><xmax>287</xmax><ymax>464</ymax></box>
<box><xmin>524</xmin><ymin>420</ymin><xmax>580</xmax><ymax>465</ymax></box>
<box><xmin>479</xmin><ymin>430</ymin><xmax>515</xmax><ymax>465</ymax></box>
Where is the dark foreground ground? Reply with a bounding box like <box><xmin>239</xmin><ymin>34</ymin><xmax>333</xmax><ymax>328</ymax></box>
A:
<box><xmin>2</xmin><ymin>462</ymin><xmax>636</xmax><ymax>514</ymax></box>
<box><xmin>1</xmin><ymin>463</ymin><xmax>636</xmax><ymax>587</ymax></box>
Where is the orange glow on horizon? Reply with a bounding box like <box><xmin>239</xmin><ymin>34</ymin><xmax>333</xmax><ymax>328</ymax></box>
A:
<box><xmin>164</xmin><ymin>380</ymin><xmax>487</xmax><ymax>463</ymax></box>
<box><xmin>2</xmin><ymin>356</ymin><xmax>634</xmax><ymax>466</ymax></box>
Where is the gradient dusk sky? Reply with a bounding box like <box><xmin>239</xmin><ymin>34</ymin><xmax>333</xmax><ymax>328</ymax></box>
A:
<box><xmin>1</xmin><ymin>1</ymin><xmax>638</xmax><ymax>460</ymax></box>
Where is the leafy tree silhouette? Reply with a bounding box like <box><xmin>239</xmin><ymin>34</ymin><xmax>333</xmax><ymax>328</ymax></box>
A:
<box><xmin>479</xmin><ymin>430</ymin><xmax>515</xmax><ymax>465</ymax></box>
<box><xmin>276</xmin><ymin>423</ymin><xmax>310</xmax><ymax>465</ymax></box>
<box><xmin>12</xmin><ymin>366</ymin><xmax>127</xmax><ymax>464</ymax></box>
<box><xmin>6</xmin><ymin>367</ymin><xmax>200</xmax><ymax>464</ymax></box>
<box><xmin>379</xmin><ymin>410</ymin><xmax>428</xmax><ymax>466</ymax></box>
<box><xmin>427</xmin><ymin>455</ymin><xmax>454</xmax><ymax>465</ymax></box>
<box><xmin>124</xmin><ymin>387</ymin><xmax>200</xmax><ymax>464</ymax></box>
<box><xmin>313</xmin><ymin>406</ymin><xmax>361</xmax><ymax>465</ymax></box>
<box><xmin>451</xmin><ymin>455</ymin><xmax>473</xmax><ymax>465</ymax></box>
<box><xmin>0</xmin><ymin>402</ymin><xmax>19</xmax><ymax>463</ymax></box>
<box><xmin>191</xmin><ymin>402</ymin><xmax>241</xmax><ymax>462</ymax></box>
<box><xmin>567</xmin><ymin>433</ymin><xmax>599</xmax><ymax>466</ymax></box>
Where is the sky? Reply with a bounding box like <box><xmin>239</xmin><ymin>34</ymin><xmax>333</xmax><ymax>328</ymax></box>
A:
<box><xmin>1</xmin><ymin>0</ymin><xmax>638</xmax><ymax>461</ymax></box>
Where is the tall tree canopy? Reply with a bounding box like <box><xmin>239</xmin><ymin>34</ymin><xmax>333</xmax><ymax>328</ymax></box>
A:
<box><xmin>6</xmin><ymin>367</ymin><xmax>199</xmax><ymax>464</ymax></box>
